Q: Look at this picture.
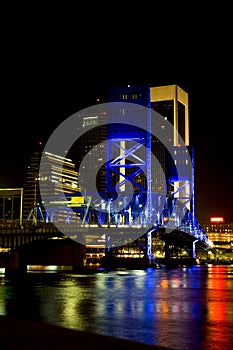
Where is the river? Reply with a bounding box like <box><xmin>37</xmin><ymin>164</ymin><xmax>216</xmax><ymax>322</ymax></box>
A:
<box><xmin>0</xmin><ymin>264</ymin><xmax>233</xmax><ymax>350</ymax></box>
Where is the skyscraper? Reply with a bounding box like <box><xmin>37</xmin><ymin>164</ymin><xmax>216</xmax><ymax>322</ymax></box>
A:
<box><xmin>150</xmin><ymin>85</ymin><xmax>189</xmax><ymax>145</ymax></box>
<box><xmin>106</xmin><ymin>84</ymin><xmax>192</xmax><ymax>225</ymax></box>
<box><xmin>23</xmin><ymin>143</ymin><xmax>80</xmax><ymax>223</ymax></box>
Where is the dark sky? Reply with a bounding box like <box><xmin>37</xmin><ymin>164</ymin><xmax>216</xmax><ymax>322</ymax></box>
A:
<box><xmin>1</xmin><ymin>5</ymin><xmax>232</xmax><ymax>224</ymax></box>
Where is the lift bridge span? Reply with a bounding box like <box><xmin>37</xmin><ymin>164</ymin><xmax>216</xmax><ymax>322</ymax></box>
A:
<box><xmin>41</xmin><ymin>189</ymin><xmax>213</xmax><ymax>264</ymax></box>
<box><xmin>0</xmin><ymin>207</ymin><xmax>212</xmax><ymax>269</ymax></box>
<box><xmin>0</xmin><ymin>187</ymin><xmax>213</xmax><ymax>270</ymax></box>
<box><xmin>37</xmin><ymin>100</ymin><xmax>213</xmax><ymax>264</ymax></box>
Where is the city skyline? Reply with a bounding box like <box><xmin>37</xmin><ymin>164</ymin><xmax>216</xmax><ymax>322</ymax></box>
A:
<box><xmin>1</xmin><ymin>75</ymin><xmax>232</xmax><ymax>224</ymax></box>
<box><xmin>1</xmin><ymin>12</ymin><xmax>232</xmax><ymax>226</ymax></box>
<box><xmin>1</xmin><ymin>0</ymin><xmax>232</xmax><ymax>226</ymax></box>
<box><xmin>0</xmin><ymin>6</ymin><xmax>232</xmax><ymax>350</ymax></box>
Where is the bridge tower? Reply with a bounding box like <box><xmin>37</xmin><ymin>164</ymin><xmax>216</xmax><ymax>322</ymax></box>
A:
<box><xmin>106</xmin><ymin>84</ymin><xmax>192</xmax><ymax>259</ymax></box>
<box><xmin>106</xmin><ymin>85</ymin><xmax>154</xmax><ymax>257</ymax></box>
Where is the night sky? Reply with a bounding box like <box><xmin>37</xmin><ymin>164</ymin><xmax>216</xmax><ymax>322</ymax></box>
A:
<box><xmin>1</xmin><ymin>5</ymin><xmax>232</xmax><ymax>224</ymax></box>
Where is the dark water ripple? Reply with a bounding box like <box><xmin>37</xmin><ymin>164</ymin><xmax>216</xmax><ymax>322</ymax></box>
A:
<box><xmin>0</xmin><ymin>265</ymin><xmax>233</xmax><ymax>350</ymax></box>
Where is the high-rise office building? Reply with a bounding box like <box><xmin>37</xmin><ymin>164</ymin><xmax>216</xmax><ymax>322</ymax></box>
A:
<box><xmin>106</xmin><ymin>84</ymin><xmax>192</xmax><ymax>222</ymax></box>
<box><xmin>23</xmin><ymin>143</ymin><xmax>80</xmax><ymax>223</ymax></box>
<box><xmin>23</xmin><ymin>143</ymin><xmax>43</xmax><ymax>222</ymax></box>
<box><xmin>149</xmin><ymin>85</ymin><xmax>191</xmax><ymax>214</ymax></box>
<box><xmin>67</xmin><ymin>111</ymin><xmax>108</xmax><ymax>198</ymax></box>
<box><xmin>150</xmin><ymin>85</ymin><xmax>189</xmax><ymax>145</ymax></box>
<box><xmin>107</xmin><ymin>84</ymin><xmax>189</xmax><ymax>144</ymax></box>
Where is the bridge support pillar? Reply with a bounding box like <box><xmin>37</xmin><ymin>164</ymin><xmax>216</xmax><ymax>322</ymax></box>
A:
<box><xmin>71</xmin><ymin>242</ymin><xmax>86</xmax><ymax>272</ymax></box>
<box><xmin>5</xmin><ymin>251</ymin><xmax>27</xmax><ymax>278</ymax></box>
<box><xmin>164</xmin><ymin>240</ymin><xmax>196</xmax><ymax>267</ymax></box>
<box><xmin>192</xmin><ymin>240</ymin><xmax>198</xmax><ymax>259</ymax></box>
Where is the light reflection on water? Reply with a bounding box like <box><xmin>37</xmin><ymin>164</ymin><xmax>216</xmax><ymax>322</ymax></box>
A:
<box><xmin>0</xmin><ymin>265</ymin><xmax>233</xmax><ymax>350</ymax></box>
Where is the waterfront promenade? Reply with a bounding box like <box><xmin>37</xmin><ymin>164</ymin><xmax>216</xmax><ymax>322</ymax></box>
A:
<box><xmin>0</xmin><ymin>316</ymin><xmax>173</xmax><ymax>350</ymax></box>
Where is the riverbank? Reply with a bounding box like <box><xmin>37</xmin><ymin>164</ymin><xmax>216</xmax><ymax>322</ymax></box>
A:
<box><xmin>0</xmin><ymin>316</ymin><xmax>174</xmax><ymax>350</ymax></box>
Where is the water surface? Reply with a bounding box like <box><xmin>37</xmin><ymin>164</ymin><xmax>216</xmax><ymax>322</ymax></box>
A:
<box><xmin>0</xmin><ymin>265</ymin><xmax>232</xmax><ymax>350</ymax></box>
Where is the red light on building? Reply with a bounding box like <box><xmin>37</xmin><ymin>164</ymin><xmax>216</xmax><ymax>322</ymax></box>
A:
<box><xmin>210</xmin><ymin>217</ymin><xmax>224</xmax><ymax>223</ymax></box>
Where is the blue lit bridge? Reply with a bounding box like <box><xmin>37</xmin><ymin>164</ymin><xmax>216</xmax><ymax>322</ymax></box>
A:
<box><xmin>0</xmin><ymin>208</ymin><xmax>212</xmax><ymax>273</ymax></box>
<box><xmin>21</xmin><ymin>189</ymin><xmax>213</xmax><ymax>268</ymax></box>
<box><xmin>0</xmin><ymin>96</ymin><xmax>214</xmax><ymax>272</ymax></box>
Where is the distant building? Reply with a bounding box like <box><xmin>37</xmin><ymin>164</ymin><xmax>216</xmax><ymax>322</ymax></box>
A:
<box><xmin>0</xmin><ymin>188</ymin><xmax>23</xmax><ymax>225</ymax></box>
<box><xmin>68</xmin><ymin>112</ymin><xmax>107</xmax><ymax>195</ymax></box>
<box><xmin>202</xmin><ymin>217</ymin><xmax>233</xmax><ymax>250</ymax></box>
<box><xmin>23</xmin><ymin>143</ymin><xmax>43</xmax><ymax>222</ymax></box>
<box><xmin>23</xmin><ymin>143</ymin><xmax>80</xmax><ymax>223</ymax></box>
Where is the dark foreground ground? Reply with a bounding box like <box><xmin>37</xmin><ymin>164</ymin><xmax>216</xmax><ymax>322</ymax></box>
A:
<box><xmin>0</xmin><ymin>315</ymin><xmax>175</xmax><ymax>350</ymax></box>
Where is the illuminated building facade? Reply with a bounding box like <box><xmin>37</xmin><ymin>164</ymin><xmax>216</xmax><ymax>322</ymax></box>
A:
<box><xmin>149</xmin><ymin>85</ymin><xmax>191</xmax><ymax>212</ymax></box>
<box><xmin>202</xmin><ymin>217</ymin><xmax>233</xmax><ymax>250</ymax></box>
<box><xmin>23</xmin><ymin>144</ymin><xmax>80</xmax><ymax>223</ymax></box>
<box><xmin>107</xmin><ymin>84</ymin><xmax>189</xmax><ymax>143</ymax></box>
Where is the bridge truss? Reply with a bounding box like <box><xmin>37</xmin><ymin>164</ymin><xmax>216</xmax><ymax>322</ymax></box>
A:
<box><xmin>38</xmin><ymin>101</ymin><xmax>212</xmax><ymax>259</ymax></box>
